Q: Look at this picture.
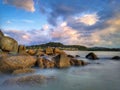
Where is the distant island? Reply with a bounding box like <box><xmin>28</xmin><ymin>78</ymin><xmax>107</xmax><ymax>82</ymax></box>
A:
<box><xmin>26</xmin><ymin>42</ymin><xmax>120</xmax><ymax>51</ymax></box>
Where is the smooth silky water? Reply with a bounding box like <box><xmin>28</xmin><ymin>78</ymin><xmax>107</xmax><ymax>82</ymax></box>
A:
<box><xmin>0</xmin><ymin>51</ymin><xmax>120</xmax><ymax>90</ymax></box>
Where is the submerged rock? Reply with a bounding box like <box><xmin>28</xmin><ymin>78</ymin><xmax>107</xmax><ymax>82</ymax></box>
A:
<box><xmin>86</xmin><ymin>52</ymin><xmax>99</xmax><ymax>60</ymax></box>
<box><xmin>2</xmin><ymin>75</ymin><xmax>47</xmax><ymax>86</ymax></box>
<box><xmin>70</xmin><ymin>59</ymin><xmax>87</xmax><ymax>66</ymax></box>
<box><xmin>112</xmin><ymin>56</ymin><xmax>120</xmax><ymax>60</ymax></box>
<box><xmin>0</xmin><ymin>55</ymin><xmax>37</xmax><ymax>73</ymax></box>
<box><xmin>53</xmin><ymin>54</ymin><xmax>71</xmax><ymax>68</ymax></box>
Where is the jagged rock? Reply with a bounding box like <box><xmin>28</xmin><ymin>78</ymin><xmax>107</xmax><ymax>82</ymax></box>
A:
<box><xmin>70</xmin><ymin>59</ymin><xmax>87</xmax><ymax>66</ymax></box>
<box><xmin>112</xmin><ymin>56</ymin><xmax>120</xmax><ymax>60</ymax></box>
<box><xmin>45</xmin><ymin>47</ymin><xmax>54</xmax><ymax>55</ymax></box>
<box><xmin>52</xmin><ymin>54</ymin><xmax>70</xmax><ymax>68</ymax></box>
<box><xmin>0</xmin><ymin>55</ymin><xmax>37</xmax><ymax>73</ymax></box>
<box><xmin>86</xmin><ymin>52</ymin><xmax>99</xmax><ymax>60</ymax></box>
<box><xmin>0</xmin><ymin>36</ymin><xmax>18</xmax><ymax>52</ymax></box>
<box><xmin>18</xmin><ymin>45</ymin><xmax>26</xmax><ymax>54</ymax></box>
<box><xmin>2</xmin><ymin>75</ymin><xmax>47</xmax><ymax>86</ymax></box>
<box><xmin>37</xmin><ymin>57</ymin><xmax>54</xmax><ymax>68</ymax></box>
<box><xmin>12</xmin><ymin>68</ymin><xmax>35</xmax><ymax>75</ymax></box>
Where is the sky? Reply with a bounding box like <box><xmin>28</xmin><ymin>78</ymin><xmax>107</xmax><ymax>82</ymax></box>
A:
<box><xmin>0</xmin><ymin>0</ymin><xmax>120</xmax><ymax>48</ymax></box>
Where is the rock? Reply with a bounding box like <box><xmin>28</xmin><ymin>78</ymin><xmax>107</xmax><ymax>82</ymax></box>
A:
<box><xmin>76</xmin><ymin>55</ymin><xmax>80</xmax><ymax>57</ymax></box>
<box><xmin>35</xmin><ymin>49</ymin><xmax>45</xmax><ymax>56</ymax></box>
<box><xmin>0</xmin><ymin>55</ymin><xmax>37</xmax><ymax>73</ymax></box>
<box><xmin>12</xmin><ymin>68</ymin><xmax>35</xmax><ymax>75</ymax></box>
<box><xmin>53</xmin><ymin>48</ymin><xmax>66</xmax><ymax>55</ymax></box>
<box><xmin>37</xmin><ymin>57</ymin><xmax>54</xmax><ymax>68</ymax></box>
<box><xmin>0</xmin><ymin>30</ymin><xmax>4</xmax><ymax>38</ymax></box>
<box><xmin>52</xmin><ymin>54</ymin><xmax>70</xmax><ymax>68</ymax></box>
<box><xmin>70</xmin><ymin>59</ymin><xmax>87</xmax><ymax>66</ymax></box>
<box><xmin>2</xmin><ymin>75</ymin><xmax>47</xmax><ymax>86</ymax></box>
<box><xmin>18</xmin><ymin>45</ymin><xmax>26</xmax><ymax>54</ymax></box>
<box><xmin>27</xmin><ymin>49</ymin><xmax>36</xmax><ymax>55</ymax></box>
<box><xmin>112</xmin><ymin>56</ymin><xmax>120</xmax><ymax>60</ymax></box>
<box><xmin>67</xmin><ymin>54</ymin><xmax>74</xmax><ymax>58</ymax></box>
<box><xmin>86</xmin><ymin>52</ymin><xmax>99</xmax><ymax>60</ymax></box>
<box><xmin>0</xmin><ymin>36</ymin><xmax>18</xmax><ymax>52</ymax></box>
<box><xmin>45</xmin><ymin>47</ymin><xmax>54</xmax><ymax>55</ymax></box>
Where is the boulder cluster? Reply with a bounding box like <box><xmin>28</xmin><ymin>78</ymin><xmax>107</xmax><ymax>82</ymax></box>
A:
<box><xmin>0</xmin><ymin>30</ymin><xmax>88</xmax><ymax>74</ymax></box>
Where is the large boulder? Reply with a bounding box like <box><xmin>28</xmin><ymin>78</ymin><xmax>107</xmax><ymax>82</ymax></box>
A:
<box><xmin>18</xmin><ymin>45</ymin><xmax>26</xmax><ymax>54</ymax></box>
<box><xmin>0</xmin><ymin>55</ymin><xmax>37</xmax><ymax>73</ymax></box>
<box><xmin>112</xmin><ymin>56</ymin><xmax>120</xmax><ymax>60</ymax></box>
<box><xmin>86</xmin><ymin>52</ymin><xmax>99</xmax><ymax>60</ymax></box>
<box><xmin>35</xmin><ymin>49</ymin><xmax>45</xmax><ymax>56</ymax></box>
<box><xmin>45</xmin><ymin>47</ymin><xmax>54</xmax><ymax>55</ymax></box>
<box><xmin>0</xmin><ymin>36</ymin><xmax>18</xmax><ymax>52</ymax></box>
<box><xmin>52</xmin><ymin>54</ymin><xmax>71</xmax><ymax>68</ymax></box>
<box><xmin>37</xmin><ymin>57</ymin><xmax>54</xmax><ymax>68</ymax></box>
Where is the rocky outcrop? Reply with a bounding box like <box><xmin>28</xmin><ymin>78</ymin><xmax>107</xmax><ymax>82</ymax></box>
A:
<box><xmin>18</xmin><ymin>45</ymin><xmax>26</xmax><ymax>54</ymax></box>
<box><xmin>2</xmin><ymin>75</ymin><xmax>47</xmax><ymax>86</ymax></box>
<box><xmin>112</xmin><ymin>56</ymin><xmax>120</xmax><ymax>60</ymax></box>
<box><xmin>45</xmin><ymin>47</ymin><xmax>54</xmax><ymax>55</ymax></box>
<box><xmin>53</xmin><ymin>54</ymin><xmax>70</xmax><ymax>68</ymax></box>
<box><xmin>0</xmin><ymin>55</ymin><xmax>37</xmax><ymax>73</ymax></box>
<box><xmin>70</xmin><ymin>59</ymin><xmax>87</xmax><ymax>66</ymax></box>
<box><xmin>37</xmin><ymin>57</ymin><xmax>54</xmax><ymax>68</ymax></box>
<box><xmin>86</xmin><ymin>52</ymin><xmax>99</xmax><ymax>60</ymax></box>
<box><xmin>12</xmin><ymin>68</ymin><xmax>35</xmax><ymax>75</ymax></box>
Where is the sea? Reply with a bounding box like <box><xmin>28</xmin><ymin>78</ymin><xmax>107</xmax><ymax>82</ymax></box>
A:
<box><xmin>0</xmin><ymin>51</ymin><xmax>120</xmax><ymax>90</ymax></box>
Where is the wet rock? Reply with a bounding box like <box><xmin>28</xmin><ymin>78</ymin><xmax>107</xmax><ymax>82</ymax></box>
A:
<box><xmin>67</xmin><ymin>55</ymin><xmax>75</xmax><ymax>58</ymax></box>
<box><xmin>112</xmin><ymin>56</ymin><xmax>120</xmax><ymax>60</ymax></box>
<box><xmin>70</xmin><ymin>59</ymin><xmax>87</xmax><ymax>66</ymax></box>
<box><xmin>12</xmin><ymin>68</ymin><xmax>35</xmax><ymax>75</ymax></box>
<box><xmin>2</xmin><ymin>75</ymin><xmax>47</xmax><ymax>86</ymax></box>
<box><xmin>75</xmin><ymin>55</ymin><xmax>80</xmax><ymax>57</ymax></box>
<box><xmin>0</xmin><ymin>55</ymin><xmax>37</xmax><ymax>73</ymax></box>
<box><xmin>53</xmin><ymin>54</ymin><xmax>70</xmax><ymax>68</ymax></box>
<box><xmin>86</xmin><ymin>52</ymin><xmax>99</xmax><ymax>60</ymax></box>
<box><xmin>18</xmin><ymin>45</ymin><xmax>26</xmax><ymax>54</ymax></box>
<box><xmin>0</xmin><ymin>36</ymin><xmax>18</xmax><ymax>52</ymax></box>
<box><xmin>37</xmin><ymin>57</ymin><xmax>54</xmax><ymax>68</ymax></box>
<box><xmin>45</xmin><ymin>47</ymin><xmax>54</xmax><ymax>55</ymax></box>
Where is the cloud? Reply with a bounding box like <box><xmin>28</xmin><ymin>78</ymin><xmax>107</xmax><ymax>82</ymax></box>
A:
<box><xmin>4</xmin><ymin>0</ymin><xmax>35</xmax><ymax>12</ymax></box>
<box><xmin>75</xmin><ymin>13</ymin><xmax>99</xmax><ymax>26</ymax></box>
<box><xmin>21</xmin><ymin>20</ymin><xmax>34</xmax><ymax>23</ymax></box>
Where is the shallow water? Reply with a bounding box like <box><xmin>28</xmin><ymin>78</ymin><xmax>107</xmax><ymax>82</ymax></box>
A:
<box><xmin>0</xmin><ymin>51</ymin><xmax>120</xmax><ymax>90</ymax></box>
